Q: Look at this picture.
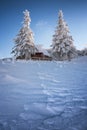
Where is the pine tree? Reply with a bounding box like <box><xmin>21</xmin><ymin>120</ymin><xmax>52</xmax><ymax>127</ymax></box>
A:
<box><xmin>12</xmin><ymin>10</ymin><xmax>37</xmax><ymax>60</ymax></box>
<box><xmin>51</xmin><ymin>10</ymin><xmax>77</xmax><ymax>61</ymax></box>
<box><xmin>81</xmin><ymin>48</ymin><xmax>87</xmax><ymax>56</ymax></box>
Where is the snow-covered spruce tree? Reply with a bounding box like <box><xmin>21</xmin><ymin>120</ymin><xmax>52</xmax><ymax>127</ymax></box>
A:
<box><xmin>81</xmin><ymin>48</ymin><xmax>87</xmax><ymax>56</ymax></box>
<box><xmin>51</xmin><ymin>10</ymin><xmax>77</xmax><ymax>61</ymax></box>
<box><xmin>12</xmin><ymin>10</ymin><xmax>37</xmax><ymax>60</ymax></box>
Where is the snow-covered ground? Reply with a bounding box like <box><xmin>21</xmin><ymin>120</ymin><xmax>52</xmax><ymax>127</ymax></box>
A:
<box><xmin>0</xmin><ymin>57</ymin><xmax>87</xmax><ymax>130</ymax></box>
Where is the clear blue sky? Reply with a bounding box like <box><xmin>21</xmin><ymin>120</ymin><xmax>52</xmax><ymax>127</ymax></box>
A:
<box><xmin>0</xmin><ymin>0</ymin><xmax>87</xmax><ymax>58</ymax></box>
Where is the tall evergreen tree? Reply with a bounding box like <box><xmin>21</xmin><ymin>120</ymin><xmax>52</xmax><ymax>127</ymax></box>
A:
<box><xmin>12</xmin><ymin>10</ymin><xmax>37</xmax><ymax>60</ymax></box>
<box><xmin>51</xmin><ymin>10</ymin><xmax>77</xmax><ymax>60</ymax></box>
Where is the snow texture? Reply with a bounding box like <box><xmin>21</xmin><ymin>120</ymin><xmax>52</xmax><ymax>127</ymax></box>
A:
<box><xmin>0</xmin><ymin>57</ymin><xmax>87</xmax><ymax>130</ymax></box>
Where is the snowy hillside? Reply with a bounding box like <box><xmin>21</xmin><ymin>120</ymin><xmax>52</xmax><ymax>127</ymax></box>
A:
<box><xmin>0</xmin><ymin>57</ymin><xmax>87</xmax><ymax>130</ymax></box>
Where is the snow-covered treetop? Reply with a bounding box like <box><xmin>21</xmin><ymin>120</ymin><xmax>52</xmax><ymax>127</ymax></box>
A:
<box><xmin>57</xmin><ymin>10</ymin><xmax>69</xmax><ymax>35</ymax></box>
<box><xmin>23</xmin><ymin>10</ymin><xmax>31</xmax><ymax>28</ymax></box>
<box><xmin>22</xmin><ymin>9</ymin><xmax>34</xmax><ymax>46</ymax></box>
<box><xmin>58</xmin><ymin>10</ymin><xmax>63</xmax><ymax>19</ymax></box>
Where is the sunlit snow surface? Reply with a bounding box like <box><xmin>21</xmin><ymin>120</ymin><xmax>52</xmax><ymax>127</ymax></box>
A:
<box><xmin>0</xmin><ymin>57</ymin><xmax>87</xmax><ymax>130</ymax></box>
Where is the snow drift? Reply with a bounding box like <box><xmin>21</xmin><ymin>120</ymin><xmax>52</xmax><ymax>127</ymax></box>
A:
<box><xmin>0</xmin><ymin>57</ymin><xmax>87</xmax><ymax>130</ymax></box>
